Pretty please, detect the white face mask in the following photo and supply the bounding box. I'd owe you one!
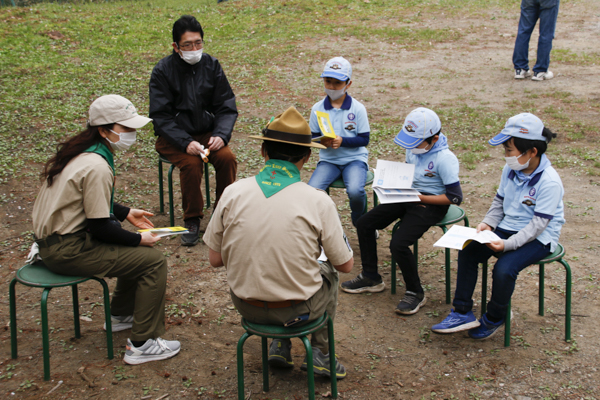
[108,129,136,151]
[411,142,432,155]
[179,49,203,65]
[505,152,531,171]
[325,85,347,101]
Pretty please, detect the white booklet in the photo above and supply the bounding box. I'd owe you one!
[138,226,189,237]
[433,225,501,250]
[372,160,420,204]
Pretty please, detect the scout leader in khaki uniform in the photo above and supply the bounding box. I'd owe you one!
[203,107,354,379]
[32,95,180,365]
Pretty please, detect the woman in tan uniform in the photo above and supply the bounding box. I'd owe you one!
[32,95,180,365]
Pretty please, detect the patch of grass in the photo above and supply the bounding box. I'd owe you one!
[552,48,600,66]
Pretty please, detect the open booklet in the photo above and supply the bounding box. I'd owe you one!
[312,111,337,141]
[433,225,501,250]
[138,226,189,237]
[372,159,421,204]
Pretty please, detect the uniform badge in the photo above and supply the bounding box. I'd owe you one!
[347,113,355,121]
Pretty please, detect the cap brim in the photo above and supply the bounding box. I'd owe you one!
[248,135,326,149]
[118,115,153,129]
[393,130,424,149]
[320,71,349,81]
[488,133,511,146]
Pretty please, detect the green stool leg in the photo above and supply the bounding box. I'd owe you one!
[539,264,545,316]
[444,248,451,304]
[158,158,164,214]
[168,164,175,227]
[236,332,251,400]
[327,316,338,399]
[560,259,572,342]
[481,262,488,316]
[261,336,269,392]
[504,300,511,347]
[391,256,397,295]
[93,277,114,359]
[9,278,18,359]
[300,336,315,400]
[72,284,81,338]
[41,288,52,381]
[205,164,211,209]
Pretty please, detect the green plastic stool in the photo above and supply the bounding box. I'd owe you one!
[480,243,572,347]
[9,262,114,381]
[391,204,469,303]
[236,312,337,400]
[325,170,376,214]
[158,155,211,226]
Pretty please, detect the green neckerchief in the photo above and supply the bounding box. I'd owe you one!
[84,142,115,213]
[255,159,301,198]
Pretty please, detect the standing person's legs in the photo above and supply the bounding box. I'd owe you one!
[340,160,368,227]
[308,161,342,191]
[532,0,560,73]
[513,4,541,71]
[156,136,206,220]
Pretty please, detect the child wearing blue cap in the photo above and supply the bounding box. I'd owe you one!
[342,108,463,316]
[432,113,565,339]
[307,57,371,226]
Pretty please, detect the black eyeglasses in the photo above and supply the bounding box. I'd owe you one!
[178,40,204,51]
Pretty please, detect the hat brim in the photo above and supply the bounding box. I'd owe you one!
[248,135,326,149]
[117,115,153,129]
[393,130,424,149]
[488,133,511,146]
[320,71,350,81]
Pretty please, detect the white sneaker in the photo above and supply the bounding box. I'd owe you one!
[104,315,133,332]
[514,69,532,79]
[123,338,181,365]
[531,70,554,81]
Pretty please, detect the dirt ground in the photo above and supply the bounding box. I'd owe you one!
[2,1,600,399]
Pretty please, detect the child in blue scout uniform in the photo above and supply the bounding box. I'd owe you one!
[341,108,463,316]
[307,57,370,226]
[432,113,564,339]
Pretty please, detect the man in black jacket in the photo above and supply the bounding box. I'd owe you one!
[150,15,237,246]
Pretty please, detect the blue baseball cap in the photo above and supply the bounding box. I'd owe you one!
[489,113,545,146]
[394,107,442,149]
[320,57,352,81]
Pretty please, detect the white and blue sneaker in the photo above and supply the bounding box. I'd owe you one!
[431,309,480,333]
[468,313,504,340]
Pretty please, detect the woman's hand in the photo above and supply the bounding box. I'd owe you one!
[485,240,505,252]
[139,231,160,247]
[126,209,155,229]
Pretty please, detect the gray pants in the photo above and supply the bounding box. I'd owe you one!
[231,261,339,353]
[39,232,168,342]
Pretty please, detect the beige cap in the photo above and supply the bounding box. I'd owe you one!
[88,94,152,129]
[249,106,326,149]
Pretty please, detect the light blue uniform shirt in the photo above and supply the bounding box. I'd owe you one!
[405,133,460,195]
[309,94,369,166]
[496,154,564,251]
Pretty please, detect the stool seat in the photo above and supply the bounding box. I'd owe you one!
[328,170,374,189]
[16,263,89,287]
[436,204,466,226]
[242,314,328,339]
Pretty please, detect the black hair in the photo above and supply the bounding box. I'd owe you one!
[263,141,311,163]
[172,15,204,43]
[424,131,441,145]
[506,127,556,157]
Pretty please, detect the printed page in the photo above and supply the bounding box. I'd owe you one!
[373,160,414,189]
[433,225,501,250]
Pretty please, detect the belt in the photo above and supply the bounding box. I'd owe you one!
[242,299,304,309]
[35,231,84,249]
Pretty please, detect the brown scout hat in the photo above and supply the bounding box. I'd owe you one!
[249,106,326,149]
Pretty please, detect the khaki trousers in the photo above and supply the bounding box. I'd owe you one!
[39,232,168,342]
[231,261,339,353]
[156,135,237,220]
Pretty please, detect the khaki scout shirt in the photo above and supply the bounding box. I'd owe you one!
[33,153,113,239]
[203,177,353,302]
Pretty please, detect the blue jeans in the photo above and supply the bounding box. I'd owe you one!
[308,160,368,226]
[453,228,551,321]
[512,0,560,73]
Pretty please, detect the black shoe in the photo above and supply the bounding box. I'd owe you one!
[395,291,426,315]
[181,218,200,246]
[341,272,385,294]
[268,339,293,368]
[300,348,346,380]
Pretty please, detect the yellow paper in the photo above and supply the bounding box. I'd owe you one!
[313,111,336,141]
[138,226,189,237]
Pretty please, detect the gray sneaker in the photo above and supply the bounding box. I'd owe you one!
[514,68,532,79]
[341,273,385,294]
[300,347,346,380]
[531,70,554,81]
[395,291,427,315]
[268,339,294,368]
[123,338,181,365]
[103,315,133,332]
